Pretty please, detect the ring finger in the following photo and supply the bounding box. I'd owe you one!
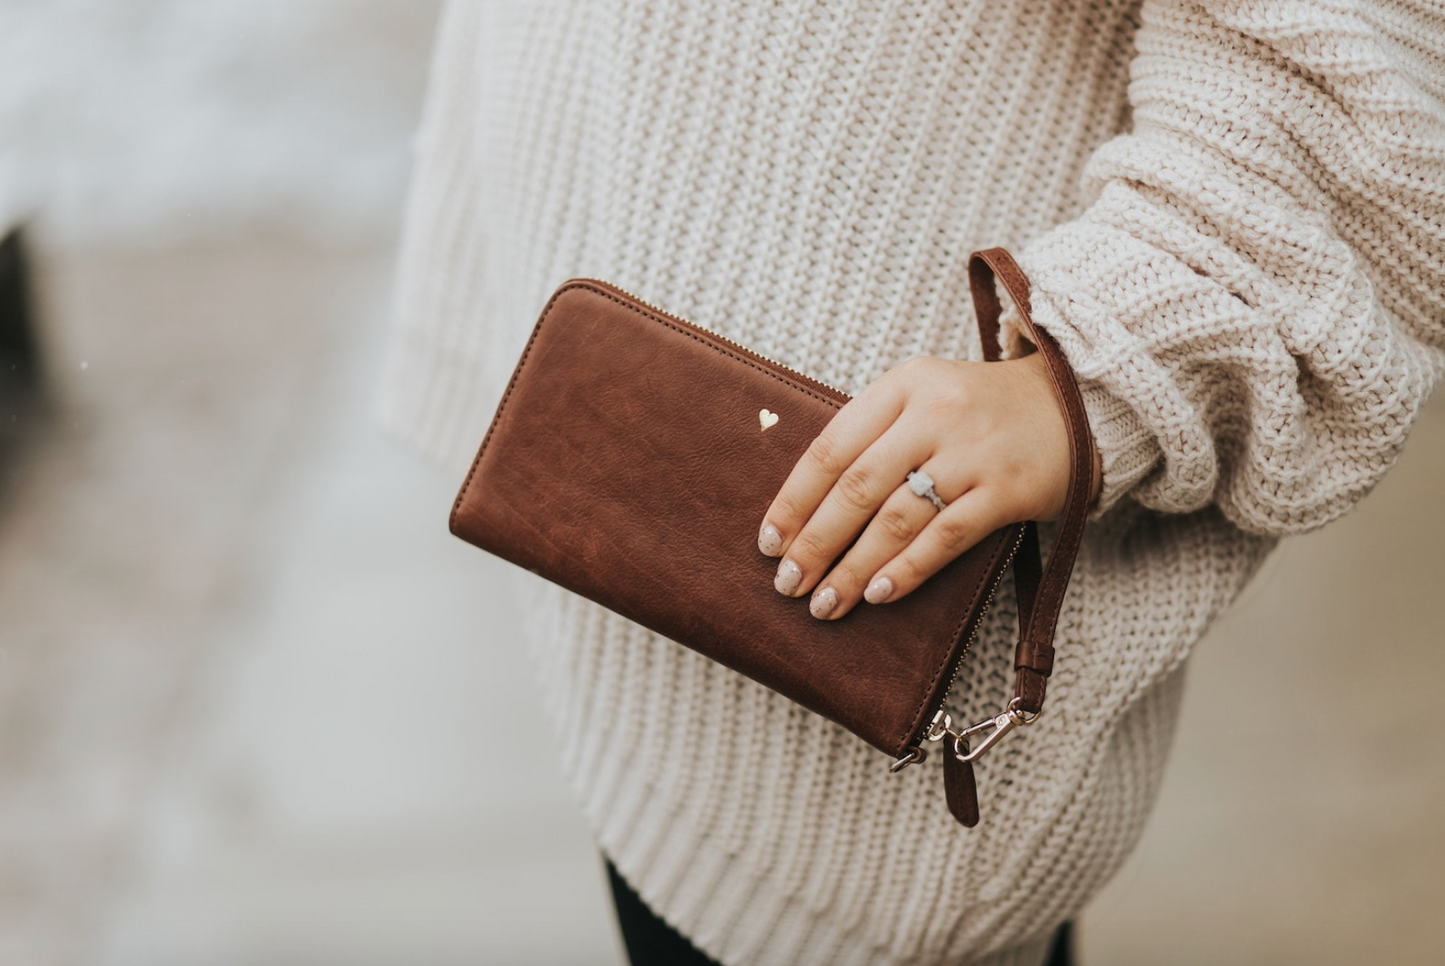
[771,428,930,598]
[807,466,966,620]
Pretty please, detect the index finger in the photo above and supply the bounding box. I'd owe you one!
[758,377,906,556]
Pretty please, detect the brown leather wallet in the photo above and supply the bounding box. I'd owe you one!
[450,249,1096,827]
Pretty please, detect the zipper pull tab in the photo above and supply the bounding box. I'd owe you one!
[943,738,980,828]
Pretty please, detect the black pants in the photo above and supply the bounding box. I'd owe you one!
[605,858,1075,966]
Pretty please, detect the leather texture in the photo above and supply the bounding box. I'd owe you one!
[451,278,1020,760]
[968,249,1097,717]
[943,745,981,828]
[450,250,1095,794]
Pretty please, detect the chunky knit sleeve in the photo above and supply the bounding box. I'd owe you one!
[1017,0,1445,533]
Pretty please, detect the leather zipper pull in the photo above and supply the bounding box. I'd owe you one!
[943,743,980,828]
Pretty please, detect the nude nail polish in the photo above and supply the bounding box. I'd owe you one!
[810,586,839,619]
[775,558,803,596]
[758,523,783,556]
[864,575,894,604]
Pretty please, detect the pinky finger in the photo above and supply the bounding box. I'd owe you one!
[863,490,1005,605]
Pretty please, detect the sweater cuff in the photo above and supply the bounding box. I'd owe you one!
[1001,234,1166,517]
[1075,362,1161,517]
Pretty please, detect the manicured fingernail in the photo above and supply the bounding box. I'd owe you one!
[810,586,838,619]
[864,576,894,604]
[775,558,803,596]
[758,523,783,556]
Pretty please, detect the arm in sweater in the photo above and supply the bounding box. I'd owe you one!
[1018,0,1445,534]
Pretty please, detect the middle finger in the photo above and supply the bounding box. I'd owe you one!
[807,477,943,619]
[772,426,930,598]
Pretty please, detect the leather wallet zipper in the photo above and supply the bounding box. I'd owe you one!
[892,522,1026,769]
[578,279,854,401]
[900,524,1026,828]
[930,523,1026,737]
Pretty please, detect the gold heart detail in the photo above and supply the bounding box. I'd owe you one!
[759,408,780,431]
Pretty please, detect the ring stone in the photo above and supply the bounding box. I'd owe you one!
[905,469,948,511]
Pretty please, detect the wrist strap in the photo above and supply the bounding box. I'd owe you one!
[968,248,1097,715]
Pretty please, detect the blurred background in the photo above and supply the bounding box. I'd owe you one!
[1,3,1441,965]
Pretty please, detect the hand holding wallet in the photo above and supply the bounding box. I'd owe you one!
[449,249,1097,827]
[755,327,1081,623]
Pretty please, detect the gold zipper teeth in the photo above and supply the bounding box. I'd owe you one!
[921,524,1028,745]
[579,278,854,400]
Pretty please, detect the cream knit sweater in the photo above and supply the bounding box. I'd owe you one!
[381,2,1445,964]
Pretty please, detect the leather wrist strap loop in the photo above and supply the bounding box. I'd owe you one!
[968,248,1097,716]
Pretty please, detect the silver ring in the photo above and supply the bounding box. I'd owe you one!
[905,469,947,512]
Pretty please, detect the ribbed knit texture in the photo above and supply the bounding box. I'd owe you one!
[381,2,1445,964]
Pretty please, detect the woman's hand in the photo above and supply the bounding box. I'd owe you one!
[757,351,1098,620]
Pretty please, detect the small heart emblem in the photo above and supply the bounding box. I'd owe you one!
[759,408,780,431]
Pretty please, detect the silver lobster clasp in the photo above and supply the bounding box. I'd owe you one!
[954,698,1040,763]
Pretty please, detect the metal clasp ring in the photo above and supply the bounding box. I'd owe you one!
[889,745,927,773]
